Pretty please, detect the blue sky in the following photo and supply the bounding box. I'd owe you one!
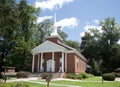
[25,0,120,42]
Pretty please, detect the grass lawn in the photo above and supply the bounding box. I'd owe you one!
[0,77,120,87]
[0,82,66,87]
[1,81,120,87]
[51,80,120,87]
[82,76,102,81]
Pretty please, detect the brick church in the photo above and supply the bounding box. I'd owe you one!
[31,14,87,74]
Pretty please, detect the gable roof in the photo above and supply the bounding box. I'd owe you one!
[32,40,68,54]
[58,42,87,62]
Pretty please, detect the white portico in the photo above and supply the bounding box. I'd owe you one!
[31,37,68,73]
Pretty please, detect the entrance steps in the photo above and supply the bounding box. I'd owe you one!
[30,72,66,78]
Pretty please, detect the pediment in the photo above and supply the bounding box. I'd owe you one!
[32,40,68,54]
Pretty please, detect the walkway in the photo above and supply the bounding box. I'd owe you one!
[6,77,82,87]
[5,77,120,87]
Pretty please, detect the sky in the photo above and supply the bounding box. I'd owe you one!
[21,0,120,43]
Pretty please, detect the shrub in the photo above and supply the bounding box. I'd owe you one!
[17,71,30,78]
[40,72,53,79]
[66,73,94,79]
[103,73,116,81]
[66,73,76,79]
[79,73,89,79]
[11,82,29,87]
[76,74,82,80]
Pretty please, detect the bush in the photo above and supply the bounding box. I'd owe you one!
[17,71,30,78]
[103,73,116,81]
[66,73,94,80]
[79,73,89,79]
[66,73,76,79]
[76,74,82,80]
[40,72,53,79]
[11,82,29,87]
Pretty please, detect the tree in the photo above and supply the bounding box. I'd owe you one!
[0,0,39,72]
[81,17,120,74]
[7,0,39,71]
[99,18,120,72]
[0,0,17,77]
[35,20,52,45]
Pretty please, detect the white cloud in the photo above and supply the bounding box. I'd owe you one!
[35,0,73,10]
[118,40,120,44]
[84,25,96,31]
[84,24,102,33]
[55,17,78,29]
[37,16,53,23]
[80,32,85,37]
[80,24,103,37]
[94,19,99,24]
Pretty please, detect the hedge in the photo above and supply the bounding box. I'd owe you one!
[103,73,116,81]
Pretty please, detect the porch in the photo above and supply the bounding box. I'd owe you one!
[32,52,67,73]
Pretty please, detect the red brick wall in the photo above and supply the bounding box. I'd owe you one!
[67,53,75,73]
[74,54,87,74]
[47,37,61,43]
[54,52,61,72]
[67,53,87,74]
[34,55,38,72]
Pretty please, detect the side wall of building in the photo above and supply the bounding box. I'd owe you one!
[67,53,75,73]
[74,54,87,74]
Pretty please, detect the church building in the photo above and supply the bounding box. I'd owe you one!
[31,14,87,74]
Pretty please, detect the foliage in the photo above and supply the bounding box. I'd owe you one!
[75,74,83,79]
[17,71,30,78]
[66,40,81,52]
[35,20,52,45]
[81,17,120,74]
[0,0,39,72]
[103,73,116,81]
[66,73,94,80]
[40,72,53,79]
[66,73,76,79]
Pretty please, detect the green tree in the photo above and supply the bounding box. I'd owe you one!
[81,17,120,74]
[35,20,52,45]
[0,0,17,77]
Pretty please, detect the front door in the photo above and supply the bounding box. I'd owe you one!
[46,59,55,72]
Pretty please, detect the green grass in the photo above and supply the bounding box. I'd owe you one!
[82,76,102,81]
[0,76,120,87]
[51,80,120,87]
[0,82,66,87]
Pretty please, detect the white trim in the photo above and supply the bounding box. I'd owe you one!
[32,54,35,72]
[65,53,67,72]
[52,52,55,72]
[40,53,43,72]
[62,52,64,72]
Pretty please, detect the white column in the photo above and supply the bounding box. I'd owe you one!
[32,54,35,72]
[62,52,64,72]
[65,53,67,72]
[52,52,54,72]
[37,54,40,72]
[40,52,43,72]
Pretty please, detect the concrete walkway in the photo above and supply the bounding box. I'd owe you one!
[6,77,82,87]
[5,77,120,87]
